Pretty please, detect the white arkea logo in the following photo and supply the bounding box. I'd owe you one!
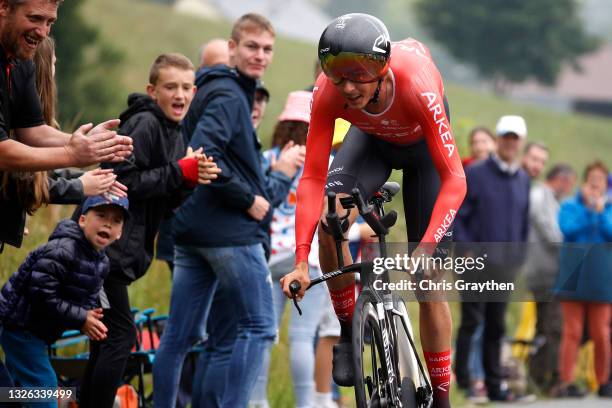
[372,34,387,53]
[421,91,455,158]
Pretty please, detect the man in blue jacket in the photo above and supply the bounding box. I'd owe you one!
[152,14,294,408]
[453,115,531,402]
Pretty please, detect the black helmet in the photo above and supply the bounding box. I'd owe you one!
[318,13,391,84]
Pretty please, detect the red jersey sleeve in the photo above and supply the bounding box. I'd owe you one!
[294,78,338,263]
[404,63,467,248]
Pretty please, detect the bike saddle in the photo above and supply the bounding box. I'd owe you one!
[381,182,400,197]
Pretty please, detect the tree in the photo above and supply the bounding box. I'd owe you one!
[52,0,124,127]
[414,0,599,90]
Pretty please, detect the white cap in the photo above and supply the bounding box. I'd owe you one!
[496,115,527,138]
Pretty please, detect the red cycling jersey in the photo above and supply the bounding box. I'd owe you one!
[294,39,467,264]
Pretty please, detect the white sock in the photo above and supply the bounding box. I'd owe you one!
[313,391,334,407]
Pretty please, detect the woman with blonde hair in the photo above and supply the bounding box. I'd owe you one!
[2,37,126,222]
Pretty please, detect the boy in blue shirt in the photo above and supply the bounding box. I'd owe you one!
[0,194,128,406]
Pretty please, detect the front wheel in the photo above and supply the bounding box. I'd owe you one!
[353,290,392,407]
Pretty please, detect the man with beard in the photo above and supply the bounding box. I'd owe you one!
[0,0,132,250]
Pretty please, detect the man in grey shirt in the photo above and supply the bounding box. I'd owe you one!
[525,164,576,392]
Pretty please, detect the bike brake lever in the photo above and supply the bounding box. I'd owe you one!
[289,280,303,316]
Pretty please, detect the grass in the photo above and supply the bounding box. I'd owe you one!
[1,0,611,405]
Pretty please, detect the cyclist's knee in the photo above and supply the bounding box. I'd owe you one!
[317,224,336,249]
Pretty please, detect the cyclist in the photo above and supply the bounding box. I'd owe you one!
[281,13,466,408]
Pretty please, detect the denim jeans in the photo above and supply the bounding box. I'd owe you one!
[0,326,14,389]
[1,328,57,408]
[469,323,485,382]
[250,265,326,408]
[152,244,276,408]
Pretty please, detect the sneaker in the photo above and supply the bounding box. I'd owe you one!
[466,383,489,404]
[488,388,515,402]
[550,382,586,398]
[598,381,612,398]
[332,340,354,386]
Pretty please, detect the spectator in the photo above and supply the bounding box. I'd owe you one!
[0,0,132,250]
[522,141,549,179]
[525,164,576,392]
[553,160,612,398]
[37,37,126,202]
[190,80,303,407]
[31,37,126,209]
[249,91,317,408]
[156,40,232,276]
[152,14,293,407]
[462,126,496,168]
[0,194,128,407]
[252,82,270,129]
[198,38,229,68]
[454,115,531,401]
[77,53,220,408]
[460,125,497,402]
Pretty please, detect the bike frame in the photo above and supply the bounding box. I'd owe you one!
[291,186,433,407]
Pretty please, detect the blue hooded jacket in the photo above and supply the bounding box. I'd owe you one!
[173,66,291,249]
[554,192,612,301]
[0,220,108,344]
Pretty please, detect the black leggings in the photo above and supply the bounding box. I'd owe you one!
[79,281,137,408]
[326,128,452,244]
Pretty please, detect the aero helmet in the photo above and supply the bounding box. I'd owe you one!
[318,13,391,84]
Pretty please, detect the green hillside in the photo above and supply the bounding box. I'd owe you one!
[1,0,610,406]
[82,0,612,170]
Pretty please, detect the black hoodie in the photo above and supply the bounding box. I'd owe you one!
[101,94,187,284]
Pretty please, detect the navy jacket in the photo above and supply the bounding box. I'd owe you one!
[454,155,530,266]
[173,66,291,249]
[0,220,108,344]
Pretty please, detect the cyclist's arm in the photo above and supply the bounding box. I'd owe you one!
[408,75,467,251]
[294,83,337,264]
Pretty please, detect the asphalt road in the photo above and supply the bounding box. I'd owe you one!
[491,396,610,407]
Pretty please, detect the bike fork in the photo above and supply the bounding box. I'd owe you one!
[376,302,402,406]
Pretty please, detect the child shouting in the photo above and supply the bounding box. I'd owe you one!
[0,194,129,404]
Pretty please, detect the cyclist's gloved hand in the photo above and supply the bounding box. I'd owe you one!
[412,244,445,281]
[281,261,310,299]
